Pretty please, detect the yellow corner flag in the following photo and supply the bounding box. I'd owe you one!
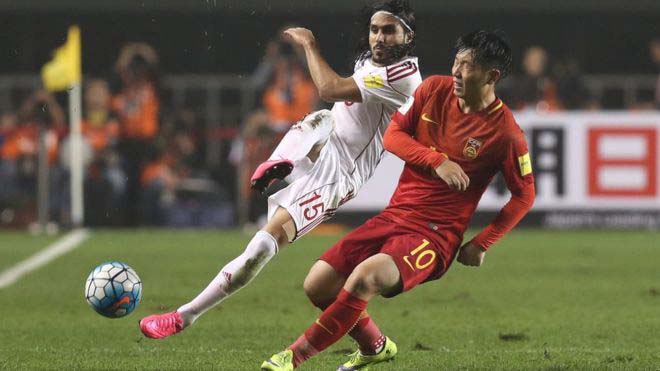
[41,26,81,92]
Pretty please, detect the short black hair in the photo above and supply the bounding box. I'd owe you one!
[354,0,416,64]
[455,30,512,80]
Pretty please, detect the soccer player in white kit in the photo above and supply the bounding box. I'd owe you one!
[139,0,422,340]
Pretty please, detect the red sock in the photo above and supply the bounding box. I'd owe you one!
[311,297,385,355]
[289,335,318,368]
[348,315,385,355]
[289,289,367,367]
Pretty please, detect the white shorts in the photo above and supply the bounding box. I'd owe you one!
[267,138,355,242]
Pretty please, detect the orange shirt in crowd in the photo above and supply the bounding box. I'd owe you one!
[140,154,178,188]
[81,112,120,151]
[1,123,59,164]
[112,83,159,139]
[262,62,317,127]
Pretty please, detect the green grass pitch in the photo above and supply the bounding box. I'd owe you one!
[0,228,659,370]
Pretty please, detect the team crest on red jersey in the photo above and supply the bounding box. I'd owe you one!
[463,137,483,160]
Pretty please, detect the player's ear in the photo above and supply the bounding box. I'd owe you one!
[487,69,501,85]
[405,31,414,44]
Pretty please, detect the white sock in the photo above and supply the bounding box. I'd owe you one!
[268,110,333,162]
[177,231,278,327]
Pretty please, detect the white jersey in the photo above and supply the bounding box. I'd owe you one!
[268,56,421,241]
[329,56,422,190]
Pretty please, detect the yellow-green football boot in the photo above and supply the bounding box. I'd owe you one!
[261,349,294,371]
[338,336,397,370]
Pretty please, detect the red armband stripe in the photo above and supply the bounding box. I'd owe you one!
[388,64,418,83]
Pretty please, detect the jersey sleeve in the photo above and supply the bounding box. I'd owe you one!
[472,128,535,250]
[501,129,535,195]
[352,59,421,106]
[383,76,448,170]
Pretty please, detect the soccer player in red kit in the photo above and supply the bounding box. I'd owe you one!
[261,30,535,371]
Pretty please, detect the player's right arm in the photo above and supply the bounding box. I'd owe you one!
[283,28,362,103]
[384,77,469,190]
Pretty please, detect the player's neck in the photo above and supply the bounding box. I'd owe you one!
[458,90,496,114]
[370,55,406,67]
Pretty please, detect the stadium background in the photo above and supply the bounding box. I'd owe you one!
[0,0,659,230]
[0,1,659,370]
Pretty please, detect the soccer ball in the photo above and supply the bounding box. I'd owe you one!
[84,261,142,318]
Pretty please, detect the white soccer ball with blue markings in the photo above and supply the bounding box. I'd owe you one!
[84,261,142,318]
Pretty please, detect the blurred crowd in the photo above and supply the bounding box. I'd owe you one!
[501,40,660,111]
[0,36,658,229]
[501,46,598,111]
[651,38,660,109]
[0,43,211,228]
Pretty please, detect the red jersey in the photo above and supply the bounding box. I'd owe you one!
[382,75,535,253]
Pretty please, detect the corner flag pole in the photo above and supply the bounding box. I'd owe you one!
[41,25,83,228]
[67,26,84,228]
[69,82,83,228]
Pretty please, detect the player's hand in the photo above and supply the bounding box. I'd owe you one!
[457,241,485,267]
[434,160,470,191]
[283,27,316,48]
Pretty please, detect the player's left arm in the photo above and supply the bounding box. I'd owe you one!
[283,27,362,103]
[458,129,536,267]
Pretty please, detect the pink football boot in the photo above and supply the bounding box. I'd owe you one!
[250,159,294,193]
[139,311,184,339]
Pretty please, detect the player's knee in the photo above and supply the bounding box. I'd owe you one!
[303,272,320,298]
[303,275,334,309]
[346,265,382,296]
[303,279,331,309]
[302,277,316,299]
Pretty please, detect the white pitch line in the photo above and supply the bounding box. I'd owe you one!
[0,229,90,289]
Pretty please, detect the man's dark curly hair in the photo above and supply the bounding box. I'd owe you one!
[354,0,416,65]
[454,30,512,81]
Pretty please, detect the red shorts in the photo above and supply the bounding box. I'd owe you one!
[319,214,461,295]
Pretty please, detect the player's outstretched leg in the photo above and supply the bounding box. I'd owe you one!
[251,110,333,193]
[139,209,292,339]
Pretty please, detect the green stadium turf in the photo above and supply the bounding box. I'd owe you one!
[0,229,658,370]
[0,232,60,271]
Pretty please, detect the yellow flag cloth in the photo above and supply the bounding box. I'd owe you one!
[41,26,81,91]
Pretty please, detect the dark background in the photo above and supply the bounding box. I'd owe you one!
[1,0,659,77]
